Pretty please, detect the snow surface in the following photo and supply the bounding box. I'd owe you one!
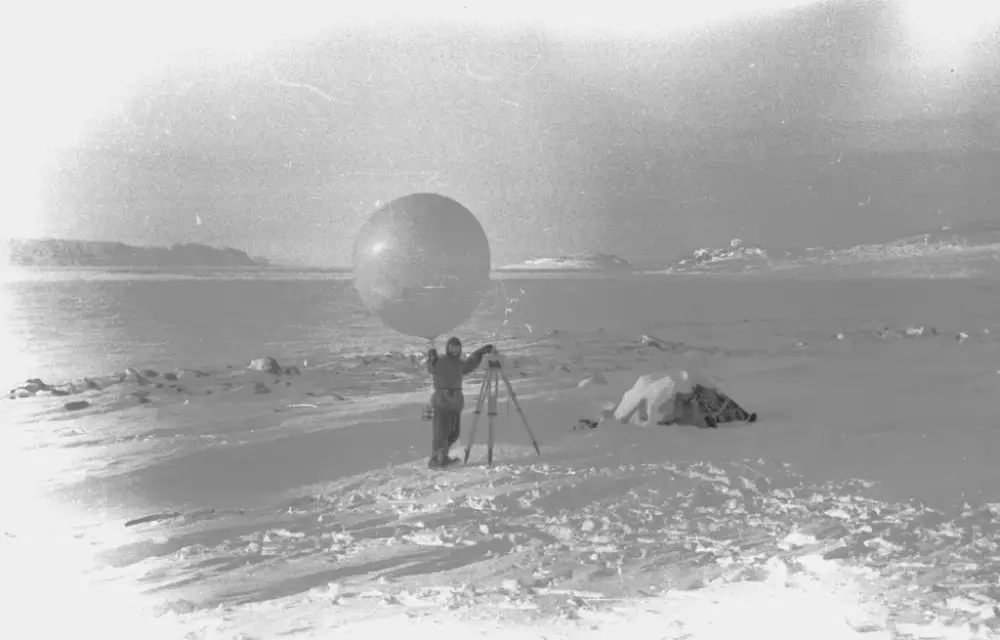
[6,280,1000,639]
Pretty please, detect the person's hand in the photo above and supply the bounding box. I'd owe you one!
[480,344,495,355]
[427,348,438,359]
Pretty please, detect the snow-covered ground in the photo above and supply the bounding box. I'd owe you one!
[5,277,1000,639]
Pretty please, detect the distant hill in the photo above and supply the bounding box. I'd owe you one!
[646,221,1000,278]
[497,253,634,272]
[3,239,269,268]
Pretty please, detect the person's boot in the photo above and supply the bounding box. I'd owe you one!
[429,450,452,469]
[441,446,460,466]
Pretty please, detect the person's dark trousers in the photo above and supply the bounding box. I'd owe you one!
[430,407,462,466]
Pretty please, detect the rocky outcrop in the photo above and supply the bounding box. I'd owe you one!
[247,357,282,375]
[5,356,343,412]
[498,254,634,272]
[829,325,981,345]
[646,222,1000,278]
[247,356,300,376]
[9,378,56,398]
[7,377,103,399]
[123,368,153,385]
[576,371,609,389]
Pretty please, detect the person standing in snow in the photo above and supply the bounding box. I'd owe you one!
[425,337,494,468]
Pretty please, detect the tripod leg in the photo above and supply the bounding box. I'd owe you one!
[498,369,542,457]
[487,368,498,466]
[463,373,491,464]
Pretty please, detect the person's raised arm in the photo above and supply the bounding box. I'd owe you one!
[462,344,494,374]
[426,348,439,373]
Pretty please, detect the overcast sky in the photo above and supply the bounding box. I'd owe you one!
[4,0,999,266]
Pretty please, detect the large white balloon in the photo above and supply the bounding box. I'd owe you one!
[353,193,492,340]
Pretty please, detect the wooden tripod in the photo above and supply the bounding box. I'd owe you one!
[463,353,541,466]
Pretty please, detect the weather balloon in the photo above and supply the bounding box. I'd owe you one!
[353,193,492,340]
